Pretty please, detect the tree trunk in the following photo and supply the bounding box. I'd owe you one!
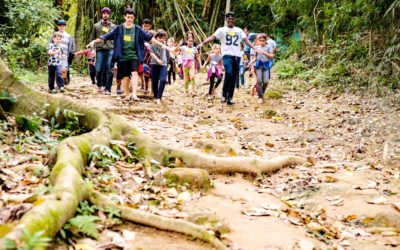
[74,0,84,51]
[224,0,231,26]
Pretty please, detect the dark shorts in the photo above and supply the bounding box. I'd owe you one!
[117,59,139,78]
[138,64,144,73]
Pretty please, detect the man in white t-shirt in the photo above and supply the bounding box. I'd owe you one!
[197,12,258,105]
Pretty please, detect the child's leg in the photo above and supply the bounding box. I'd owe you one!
[48,66,55,91]
[215,75,222,90]
[256,68,265,99]
[167,63,172,84]
[151,64,161,99]
[209,74,216,95]
[172,62,176,82]
[157,65,168,99]
[56,66,65,88]
[189,64,196,91]
[240,65,245,86]
[262,68,270,94]
[89,64,96,85]
[184,66,190,91]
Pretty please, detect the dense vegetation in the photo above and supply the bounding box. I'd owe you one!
[0,0,399,90]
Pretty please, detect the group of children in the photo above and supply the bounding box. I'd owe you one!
[47,15,276,105]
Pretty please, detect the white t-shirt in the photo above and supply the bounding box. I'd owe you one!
[267,39,277,50]
[179,46,198,60]
[213,26,247,57]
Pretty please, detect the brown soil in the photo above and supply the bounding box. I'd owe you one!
[35,71,400,249]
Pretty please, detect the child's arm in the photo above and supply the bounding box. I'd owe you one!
[260,50,274,59]
[75,49,89,56]
[196,53,202,69]
[150,52,163,65]
[201,54,211,70]
[249,55,256,65]
[47,45,58,56]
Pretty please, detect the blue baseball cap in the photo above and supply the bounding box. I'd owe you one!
[57,20,67,25]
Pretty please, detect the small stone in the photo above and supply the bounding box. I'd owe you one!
[135,163,143,170]
[164,168,211,191]
[265,90,283,99]
[372,211,400,229]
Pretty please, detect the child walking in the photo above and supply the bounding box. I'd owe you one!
[167,38,177,85]
[149,29,171,104]
[47,32,65,93]
[250,33,274,104]
[235,45,246,88]
[75,46,96,85]
[201,44,223,99]
[176,37,202,96]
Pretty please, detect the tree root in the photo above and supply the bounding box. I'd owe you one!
[0,58,308,247]
[125,133,308,175]
[89,189,227,249]
[0,104,7,121]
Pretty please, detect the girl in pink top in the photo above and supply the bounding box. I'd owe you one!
[75,46,96,85]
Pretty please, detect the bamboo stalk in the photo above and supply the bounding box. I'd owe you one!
[173,0,186,36]
[184,5,207,41]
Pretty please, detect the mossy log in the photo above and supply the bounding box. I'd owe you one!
[0,59,307,247]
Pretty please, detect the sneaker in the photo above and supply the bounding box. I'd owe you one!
[59,87,65,93]
[258,98,263,104]
[131,95,139,100]
[116,89,122,95]
[98,87,102,92]
[227,99,236,105]
[206,95,213,100]
[156,99,162,105]
[49,89,57,94]
[221,97,227,103]
[123,95,131,101]
[105,90,111,95]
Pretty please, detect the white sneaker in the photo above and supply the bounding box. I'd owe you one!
[258,98,263,104]
[131,95,139,100]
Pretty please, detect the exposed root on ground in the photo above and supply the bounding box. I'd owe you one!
[89,190,227,249]
[0,59,307,247]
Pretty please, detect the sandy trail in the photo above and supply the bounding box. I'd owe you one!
[35,71,400,249]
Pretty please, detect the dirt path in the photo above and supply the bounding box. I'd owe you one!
[35,72,400,249]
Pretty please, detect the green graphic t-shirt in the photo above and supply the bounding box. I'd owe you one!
[122,25,138,61]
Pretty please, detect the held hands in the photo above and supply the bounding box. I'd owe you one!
[196,43,203,50]
[86,40,96,49]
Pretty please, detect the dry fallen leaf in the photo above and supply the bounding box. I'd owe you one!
[392,202,400,212]
[242,206,273,216]
[366,197,387,205]
[331,198,344,206]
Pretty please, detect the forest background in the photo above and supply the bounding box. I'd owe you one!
[0,0,399,93]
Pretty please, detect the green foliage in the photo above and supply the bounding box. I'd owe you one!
[50,108,87,138]
[104,205,121,219]
[77,200,98,216]
[2,230,51,250]
[15,116,42,133]
[64,215,100,239]
[89,142,139,170]
[0,0,60,70]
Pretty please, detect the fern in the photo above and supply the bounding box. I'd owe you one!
[67,215,100,239]
[21,229,52,250]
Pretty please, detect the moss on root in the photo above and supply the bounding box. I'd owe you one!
[0,58,307,248]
